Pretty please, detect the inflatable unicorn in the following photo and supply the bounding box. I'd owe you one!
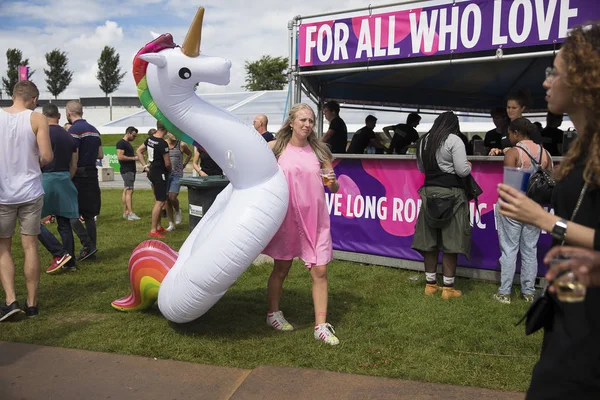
[111,7,288,323]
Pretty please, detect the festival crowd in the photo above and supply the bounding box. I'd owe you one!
[0,22,599,400]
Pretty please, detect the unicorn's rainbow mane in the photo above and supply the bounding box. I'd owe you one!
[133,34,200,148]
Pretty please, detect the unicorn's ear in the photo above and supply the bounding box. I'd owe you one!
[150,31,161,39]
[139,53,167,68]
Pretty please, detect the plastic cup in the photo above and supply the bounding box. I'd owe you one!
[319,168,335,186]
[503,167,531,192]
[550,257,587,303]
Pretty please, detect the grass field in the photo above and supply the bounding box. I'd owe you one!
[101,133,149,148]
[0,189,541,392]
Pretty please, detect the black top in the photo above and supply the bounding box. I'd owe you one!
[116,139,136,173]
[530,128,543,146]
[347,126,375,154]
[43,125,78,173]
[388,124,419,154]
[528,161,600,399]
[484,128,505,149]
[69,119,101,168]
[144,136,169,174]
[541,127,564,156]
[261,131,275,142]
[197,146,223,176]
[325,116,348,154]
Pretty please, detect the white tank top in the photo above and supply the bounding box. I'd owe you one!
[0,109,44,204]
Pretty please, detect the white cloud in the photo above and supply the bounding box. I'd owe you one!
[0,0,382,99]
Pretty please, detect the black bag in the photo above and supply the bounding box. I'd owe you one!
[516,285,555,335]
[462,174,483,223]
[518,145,555,205]
[462,174,483,201]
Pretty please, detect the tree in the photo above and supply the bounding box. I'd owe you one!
[2,48,35,97]
[96,46,126,97]
[44,49,73,99]
[243,55,288,91]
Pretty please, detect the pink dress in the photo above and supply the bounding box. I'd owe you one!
[263,143,333,268]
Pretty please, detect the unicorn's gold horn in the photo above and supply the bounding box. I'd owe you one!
[181,7,204,57]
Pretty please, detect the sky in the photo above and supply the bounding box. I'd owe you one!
[0,0,373,99]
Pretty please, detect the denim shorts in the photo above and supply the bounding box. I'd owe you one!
[167,174,182,194]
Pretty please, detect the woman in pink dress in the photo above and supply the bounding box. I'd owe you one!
[262,103,340,345]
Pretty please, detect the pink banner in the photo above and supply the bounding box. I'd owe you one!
[18,65,28,81]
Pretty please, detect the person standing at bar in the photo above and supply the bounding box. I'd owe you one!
[412,111,471,299]
[321,101,347,154]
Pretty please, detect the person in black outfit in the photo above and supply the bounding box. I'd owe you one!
[136,121,171,238]
[192,145,223,176]
[496,24,600,399]
[384,112,421,154]
[66,100,103,261]
[484,107,510,152]
[321,101,348,153]
[490,90,544,155]
[116,126,141,220]
[541,112,564,156]
[347,115,384,154]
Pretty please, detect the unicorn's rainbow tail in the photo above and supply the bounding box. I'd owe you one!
[111,240,178,312]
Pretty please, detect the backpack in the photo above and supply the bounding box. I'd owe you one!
[516,145,555,205]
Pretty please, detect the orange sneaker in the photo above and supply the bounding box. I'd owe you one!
[148,230,166,239]
[424,283,441,295]
[157,226,167,234]
[441,287,462,299]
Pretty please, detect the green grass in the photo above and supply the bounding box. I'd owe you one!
[101,133,150,148]
[0,189,541,392]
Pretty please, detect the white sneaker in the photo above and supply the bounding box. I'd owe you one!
[175,209,182,225]
[165,223,175,232]
[266,311,293,331]
[123,213,128,219]
[493,293,511,304]
[314,323,339,345]
[128,213,141,221]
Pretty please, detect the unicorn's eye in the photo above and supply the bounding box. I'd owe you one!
[179,68,192,79]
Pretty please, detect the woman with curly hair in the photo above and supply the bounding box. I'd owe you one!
[497,23,600,398]
[262,103,341,345]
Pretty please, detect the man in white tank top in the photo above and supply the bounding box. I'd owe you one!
[0,80,52,321]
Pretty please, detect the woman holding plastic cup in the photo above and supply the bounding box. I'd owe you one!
[494,118,553,304]
[262,103,341,345]
[497,23,600,399]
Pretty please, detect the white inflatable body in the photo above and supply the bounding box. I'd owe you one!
[137,8,288,323]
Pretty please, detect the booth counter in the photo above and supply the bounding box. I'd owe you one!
[328,154,561,279]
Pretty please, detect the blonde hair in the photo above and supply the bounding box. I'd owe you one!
[65,100,83,117]
[13,80,39,100]
[272,103,332,164]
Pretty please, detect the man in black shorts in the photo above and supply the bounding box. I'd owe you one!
[136,121,171,238]
[117,126,140,221]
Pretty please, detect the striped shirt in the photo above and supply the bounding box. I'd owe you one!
[68,119,100,168]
